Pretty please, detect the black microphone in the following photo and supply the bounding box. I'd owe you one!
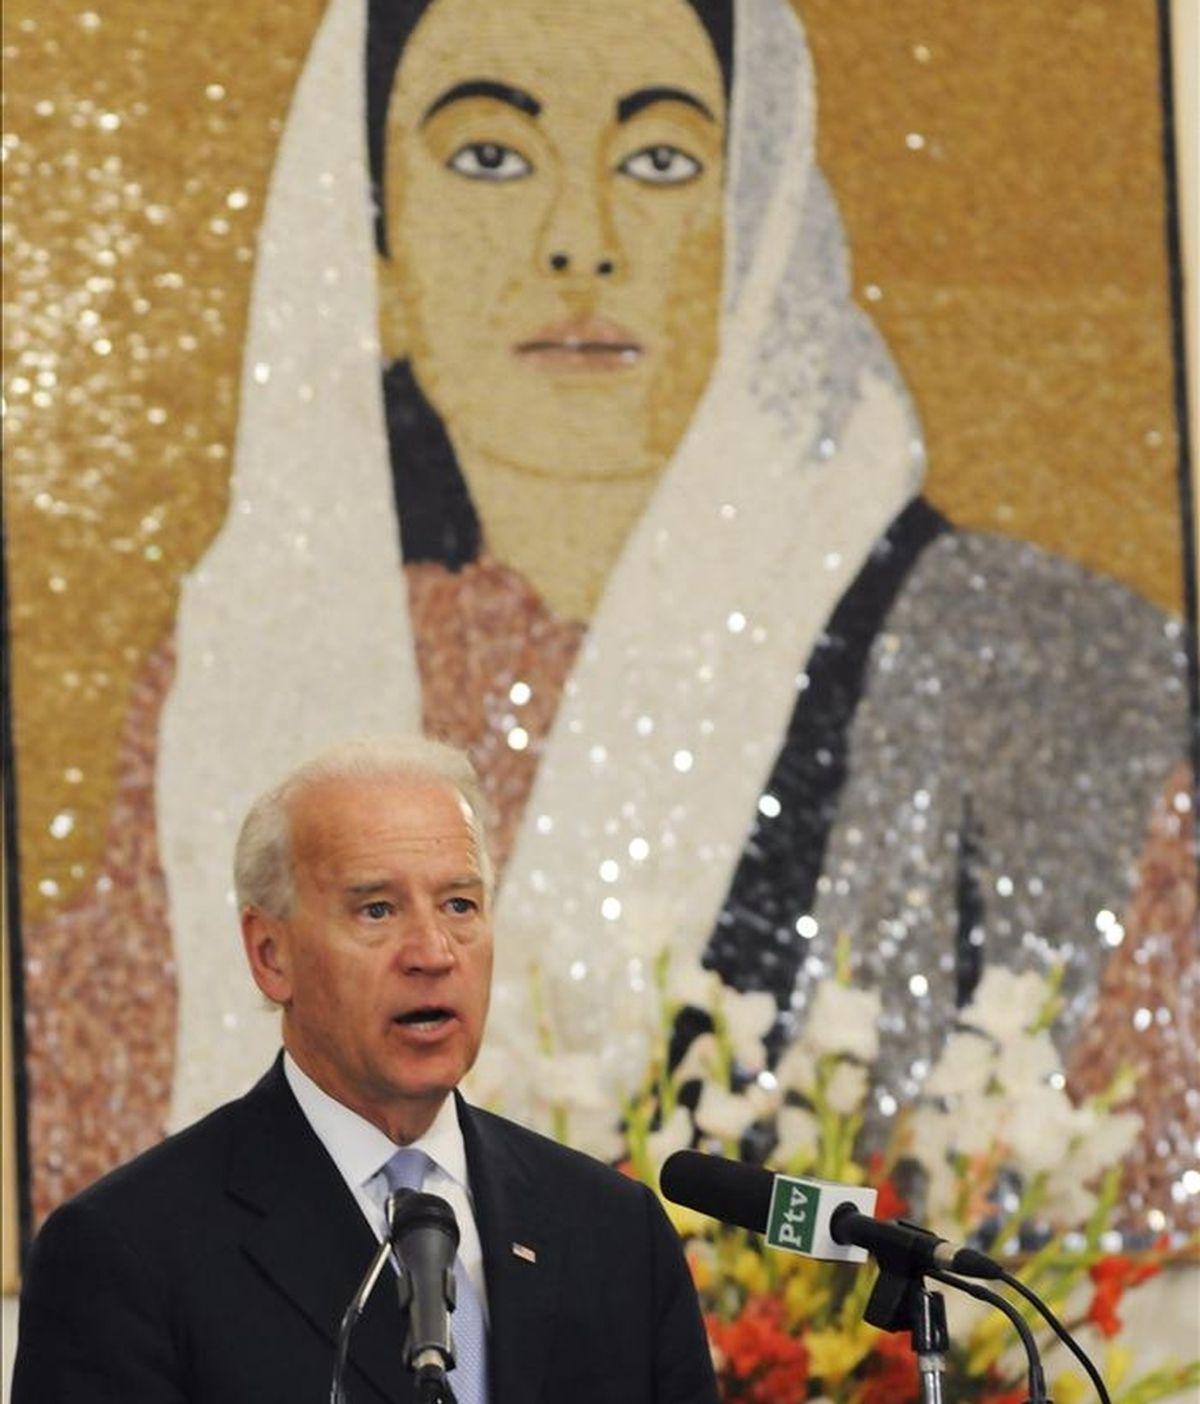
[829,1203,1002,1281]
[661,1149,776,1234]
[390,1190,461,1388]
[660,1150,1002,1280]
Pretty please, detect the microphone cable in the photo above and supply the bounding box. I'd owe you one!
[928,1267,1050,1404]
[997,1267,1111,1404]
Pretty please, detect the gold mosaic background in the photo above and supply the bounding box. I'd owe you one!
[2,0,1190,1272]
[4,0,1186,934]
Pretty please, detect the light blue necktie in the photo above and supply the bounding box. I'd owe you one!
[384,1147,488,1404]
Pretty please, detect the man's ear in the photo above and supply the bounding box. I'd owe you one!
[377,255,411,362]
[242,908,293,1006]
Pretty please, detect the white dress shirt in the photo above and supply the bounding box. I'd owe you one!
[283,1053,489,1319]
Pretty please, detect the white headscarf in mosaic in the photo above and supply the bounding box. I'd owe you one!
[158,0,925,1132]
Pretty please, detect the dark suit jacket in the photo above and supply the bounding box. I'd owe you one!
[12,1058,719,1404]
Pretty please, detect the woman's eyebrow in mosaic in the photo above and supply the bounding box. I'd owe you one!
[616,85,716,124]
[422,78,541,125]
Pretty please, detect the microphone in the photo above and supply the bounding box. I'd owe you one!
[389,1190,461,1388]
[660,1150,1002,1280]
[830,1203,1002,1281]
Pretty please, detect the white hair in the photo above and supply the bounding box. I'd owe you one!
[233,735,493,916]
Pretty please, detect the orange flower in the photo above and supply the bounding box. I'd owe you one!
[706,1295,810,1404]
[1086,1254,1163,1339]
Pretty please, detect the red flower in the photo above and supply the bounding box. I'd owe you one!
[976,1385,1028,1404]
[1085,1253,1163,1339]
[707,1296,810,1404]
[873,1178,909,1223]
[858,1329,919,1404]
[865,1154,909,1221]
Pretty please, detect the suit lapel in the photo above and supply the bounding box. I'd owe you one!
[227,1061,412,1403]
[459,1096,562,1404]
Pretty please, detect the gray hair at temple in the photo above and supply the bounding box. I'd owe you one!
[233,735,494,916]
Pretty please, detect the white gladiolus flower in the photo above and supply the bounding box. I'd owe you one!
[1066,1108,1143,1183]
[669,962,723,1011]
[947,1101,1007,1158]
[923,1032,996,1097]
[695,1083,774,1141]
[718,988,777,1071]
[993,1030,1059,1095]
[961,967,1051,1043]
[825,1060,869,1114]
[1038,1172,1099,1229]
[611,983,663,1040]
[674,1032,722,1086]
[1002,1086,1077,1173]
[923,1157,965,1233]
[565,1106,627,1162]
[514,1054,625,1158]
[646,1105,695,1170]
[531,1051,613,1111]
[846,964,1147,1238]
[803,981,882,1062]
[774,1042,818,1095]
[906,1106,956,1167]
[774,1105,821,1163]
[694,1084,755,1141]
[750,1081,781,1120]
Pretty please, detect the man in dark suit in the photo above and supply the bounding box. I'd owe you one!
[13,737,719,1404]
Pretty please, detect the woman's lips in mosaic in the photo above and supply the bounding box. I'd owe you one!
[514,315,643,370]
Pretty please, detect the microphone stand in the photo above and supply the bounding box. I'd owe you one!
[330,1197,409,1404]
[864,1266,950,1404]
[330,1189,461,1404]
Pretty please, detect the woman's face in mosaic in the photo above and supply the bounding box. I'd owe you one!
[377,0,726,481]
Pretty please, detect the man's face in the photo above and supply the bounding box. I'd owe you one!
[242,773,493,1142]
[377,0,726,481]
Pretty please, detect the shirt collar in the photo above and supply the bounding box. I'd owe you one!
[282,1051,469,1193]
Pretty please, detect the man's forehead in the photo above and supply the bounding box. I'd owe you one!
[288,772,474,850]
[290,768,459,807]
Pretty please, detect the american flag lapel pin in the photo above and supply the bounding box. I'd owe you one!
[511,1242,537,1264]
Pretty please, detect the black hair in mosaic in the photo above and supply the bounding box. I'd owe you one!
[365,0,734,256]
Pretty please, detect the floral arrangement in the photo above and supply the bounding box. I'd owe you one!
[541,944,1199,1404]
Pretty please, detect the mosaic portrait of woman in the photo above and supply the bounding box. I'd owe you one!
[8,0,1194,1232]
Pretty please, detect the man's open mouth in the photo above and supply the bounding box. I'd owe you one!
[394,1007,454,1028]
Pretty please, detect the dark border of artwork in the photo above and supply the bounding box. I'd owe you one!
[1156,0,1200,812]
[1,517,34,1270]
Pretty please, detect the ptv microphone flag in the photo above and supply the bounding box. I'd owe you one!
[764,1174,877,1264]
[661,1149,879,1265]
